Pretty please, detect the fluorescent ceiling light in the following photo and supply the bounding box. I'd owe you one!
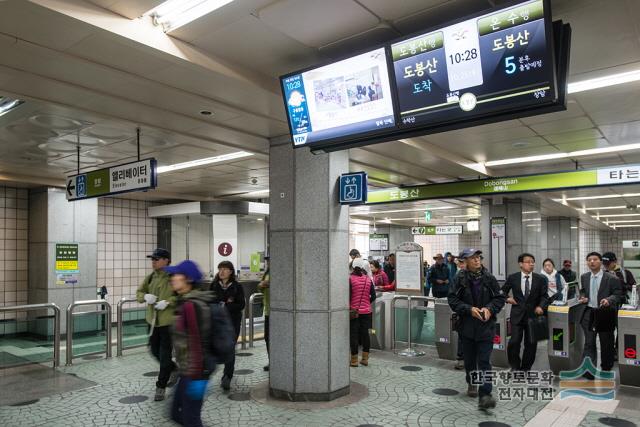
[350,206,459,215]
[446,214,480,218]
[522,211,539,214]
[611,224,640,228]
[594,213,640,218]
[553,193,640,202]
[485,142,640,167]
[568,69,640,94]
[584,205,629,211]
[244,189,269,196]
[148,0,234,32]
[0,97,24,117]
[605,219,640,224]
[156,151,252,173]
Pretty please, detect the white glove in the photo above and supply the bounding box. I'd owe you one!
[155,300,169,310]
[144,294,157,305]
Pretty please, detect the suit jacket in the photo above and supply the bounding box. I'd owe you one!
[501,272,549,325]
[580,271,624,309]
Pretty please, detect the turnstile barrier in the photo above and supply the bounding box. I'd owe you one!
[547,299,585,375]
[618,308,640,387]
[435,298,458,360]
[491,303,510,368]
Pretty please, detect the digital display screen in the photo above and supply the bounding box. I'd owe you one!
[391,0,556,128]
[281,47,396,147]
[552,328,564,351]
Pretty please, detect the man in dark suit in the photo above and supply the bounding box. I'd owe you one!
[579,252,624,372]
[502,253,549,372]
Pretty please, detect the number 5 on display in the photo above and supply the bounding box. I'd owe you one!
[505,56,516,75]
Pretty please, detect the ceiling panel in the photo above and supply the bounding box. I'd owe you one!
[359,0,450,21]
[544,128,603,145]
[573,81,640,126]
[519,100,586,125]
[529,116,595,136]
[258,0,379,48]
[599,120,640,144]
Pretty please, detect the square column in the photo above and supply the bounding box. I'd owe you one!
[268,140,350,401]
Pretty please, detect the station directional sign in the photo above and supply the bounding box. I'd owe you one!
[411,225,463,235]
[66,159,157,201]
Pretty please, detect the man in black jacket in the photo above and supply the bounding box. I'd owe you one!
[448,248,506,410]
[559,259,577,284]
[579,252,624,372]
[429,253,450,297]
[502,253,549,372]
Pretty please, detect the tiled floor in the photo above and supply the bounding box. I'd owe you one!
[0,343,639,427]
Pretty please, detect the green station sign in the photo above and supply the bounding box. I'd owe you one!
[367,164,640,204]
[66,159,157,201]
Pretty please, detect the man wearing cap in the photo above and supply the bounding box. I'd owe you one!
[559,259,577,284]
[448,248,505,410]
[429,253,451,298]
[578,252,624,373]
[136,248,178,401]
[603,252,636,302]
[501,253,549,372]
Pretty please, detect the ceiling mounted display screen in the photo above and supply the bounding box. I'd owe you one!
[281,47,396,148]
[391,0,557,129]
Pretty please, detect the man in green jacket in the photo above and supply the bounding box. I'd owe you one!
[136,248,177,401]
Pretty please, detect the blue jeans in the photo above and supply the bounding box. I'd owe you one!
[171,376,204,427]
[462,337,493,398]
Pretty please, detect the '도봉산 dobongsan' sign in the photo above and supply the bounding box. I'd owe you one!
[367,164,640,204]
[66,159,157,201]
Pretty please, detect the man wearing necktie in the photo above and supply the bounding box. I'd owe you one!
[579,252,624,372]
[502,253,549,372]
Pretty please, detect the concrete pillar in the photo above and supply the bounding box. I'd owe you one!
[28,188,98,334]
[268,140,350,401]
[545,217,579,266]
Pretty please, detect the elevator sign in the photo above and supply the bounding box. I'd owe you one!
[66,159,157,201]
[339,172,367,205]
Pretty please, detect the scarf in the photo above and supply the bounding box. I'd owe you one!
[541,269,560,296]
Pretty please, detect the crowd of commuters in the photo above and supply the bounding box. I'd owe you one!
[347,246,637,411]
[135,243,637,421]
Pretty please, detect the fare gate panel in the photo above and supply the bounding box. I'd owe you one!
[547,300,585,375]
[491,303,510,368]
[435,298,458,360]
[618,309,640,387]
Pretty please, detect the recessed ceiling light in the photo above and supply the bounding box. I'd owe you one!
[200,110,213,116]
[511,141,529,149]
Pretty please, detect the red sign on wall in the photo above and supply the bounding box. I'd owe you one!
[218,242,233,256]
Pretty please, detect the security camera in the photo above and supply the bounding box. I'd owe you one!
[251,177,258,185]
[627,204,638,212]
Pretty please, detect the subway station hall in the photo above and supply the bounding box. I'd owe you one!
[2,0,640,426]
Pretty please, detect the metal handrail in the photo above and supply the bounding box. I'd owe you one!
[0,303,61,367]
[240,306,247,350]
[66,300,112,365]
[391,295,436,356]
[116,297,146,356]
[248,293,264,348]
[390,295,408,353]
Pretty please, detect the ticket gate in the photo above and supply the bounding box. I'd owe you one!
[491,303,510,368]
[370,297,385,350]
[547,299,585,375]
[435,298,458,360]
[618,308,640,387]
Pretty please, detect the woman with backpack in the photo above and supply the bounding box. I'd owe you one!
[210,261,245,391]
[165,260,214,427]
[349,258,376,367]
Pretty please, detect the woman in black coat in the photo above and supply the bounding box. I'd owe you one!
[210,261,245,391]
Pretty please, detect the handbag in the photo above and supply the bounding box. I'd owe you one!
[350,277,370,320]
[526,315,548,344]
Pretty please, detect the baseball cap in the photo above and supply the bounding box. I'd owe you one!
[563,259,572,266]
[164,260,203,283]
[433,253,444,260]
[602,252,617,263]
[459,248,482,260]
[147,248,170,260]
[352,258,369,271]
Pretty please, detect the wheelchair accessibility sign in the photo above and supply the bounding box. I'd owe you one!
[339,172,367,205]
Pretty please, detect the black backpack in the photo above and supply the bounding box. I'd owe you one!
[209,302,237,364]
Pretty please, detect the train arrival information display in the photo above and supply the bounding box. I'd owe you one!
[391,0,555,128]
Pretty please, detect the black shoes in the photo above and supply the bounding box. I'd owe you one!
[221,375,231,390]
[478,394,497,410]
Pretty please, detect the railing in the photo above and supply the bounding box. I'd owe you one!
[66,300,112,366]
[0,303,61,367]
[391,295,436,357]
[240,306,247,350]
[248,293,264,348]
[116,297,146,356]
